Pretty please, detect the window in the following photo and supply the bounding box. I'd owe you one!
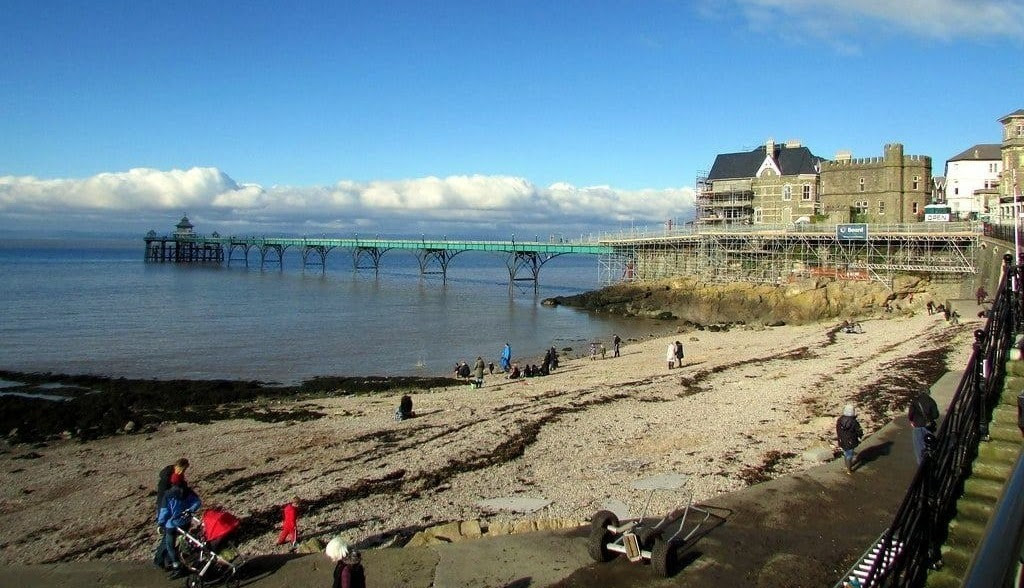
[1018,123,1024,137]
[802,184,812,200]
[854,201,868,214]
[912,176,920,190]
[782,184,792,201]
[954,187,959,195]
[989,162,999,173]
[912,202,920,214]
[878,201,885,214]
[859,178,865,192]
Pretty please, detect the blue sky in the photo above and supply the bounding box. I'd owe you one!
[1,0,1022,238]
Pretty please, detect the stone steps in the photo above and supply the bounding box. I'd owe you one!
[926,361,1023,587]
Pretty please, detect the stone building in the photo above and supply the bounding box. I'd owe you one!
[697,139,823,225]
[818,143,931,224]
[994,109,1024,223]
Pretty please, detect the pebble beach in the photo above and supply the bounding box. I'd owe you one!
[0,310,978,566]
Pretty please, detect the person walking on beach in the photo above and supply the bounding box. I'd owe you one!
[836,404,864,474]
[674,341,685,367]
[155,482,201,578]
[666,342,676,369]
[156,458,189,513]
[276,496,301,549]
[590,342,598,361]
[500,343,512,372]
[612,334,621,358]
[908,389,940,464]
[473,356,485,388]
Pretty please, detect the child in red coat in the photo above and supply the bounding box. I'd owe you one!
[276,497,301,548]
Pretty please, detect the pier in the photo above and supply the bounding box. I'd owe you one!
[145,216,611,289]
[146,216,982,289]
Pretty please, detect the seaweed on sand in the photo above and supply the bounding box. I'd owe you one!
[0,370,462,444]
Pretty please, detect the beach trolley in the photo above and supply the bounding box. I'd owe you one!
[587,473,711,577]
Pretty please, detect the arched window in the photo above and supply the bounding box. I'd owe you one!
[782,184,792,201]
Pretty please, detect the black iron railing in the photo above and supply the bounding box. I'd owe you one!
[856,254,1021,586]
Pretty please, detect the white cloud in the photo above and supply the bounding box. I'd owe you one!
[0,167,696,238]
[724,0,1024,48]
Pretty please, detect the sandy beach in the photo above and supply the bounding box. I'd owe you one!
[0,309,979,567]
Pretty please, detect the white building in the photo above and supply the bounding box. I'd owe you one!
[944,144,1001,219]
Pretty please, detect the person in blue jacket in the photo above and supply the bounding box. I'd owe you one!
[155,483,202,578]
[499,343,512,372]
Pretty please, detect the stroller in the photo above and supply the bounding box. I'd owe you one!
[172,507,246,587]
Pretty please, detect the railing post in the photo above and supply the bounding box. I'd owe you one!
[975,329,990,443]
[1004,254,1018,332]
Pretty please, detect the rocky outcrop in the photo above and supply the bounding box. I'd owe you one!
[545,275,949,326]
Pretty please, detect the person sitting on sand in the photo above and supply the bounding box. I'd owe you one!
[507,363,521,379]
[395,395,414,421]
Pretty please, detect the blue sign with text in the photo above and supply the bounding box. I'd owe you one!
[837,223,868,241]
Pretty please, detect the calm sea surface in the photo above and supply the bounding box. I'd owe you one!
[0,239,662,384]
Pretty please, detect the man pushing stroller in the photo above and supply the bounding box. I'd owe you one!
[154,482,201,579]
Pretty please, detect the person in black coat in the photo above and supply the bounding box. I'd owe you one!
[836,404,863,474]
[908,390,940,464]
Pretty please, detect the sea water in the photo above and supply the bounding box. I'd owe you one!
[0,239,662,384]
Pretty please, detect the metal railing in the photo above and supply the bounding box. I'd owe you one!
[854,253,1021,586]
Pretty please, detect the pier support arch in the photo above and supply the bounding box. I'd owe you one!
[302,245,334,272]
[505,251,563,291]
[227,242,251,267]
[258,244,287,270]
[353,246,389,274]
[416,249,464,283]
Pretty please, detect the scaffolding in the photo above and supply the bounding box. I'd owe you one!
[597,223,979,289]
[695,171,755,225]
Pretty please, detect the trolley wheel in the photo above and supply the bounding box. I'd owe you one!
[225,574,241,588]
[651,537,677,577]
[185,574,204,588]
[587,510,619,563]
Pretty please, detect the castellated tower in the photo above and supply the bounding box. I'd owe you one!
[819,143,931,223]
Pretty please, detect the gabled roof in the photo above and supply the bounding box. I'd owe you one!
[999,109,1024,122]
[707,145,823,181]
[948,144,1001,162]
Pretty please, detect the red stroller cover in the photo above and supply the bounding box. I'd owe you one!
[202,508,241,542]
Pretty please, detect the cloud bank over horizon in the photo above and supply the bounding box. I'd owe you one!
[0,167,695,239]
